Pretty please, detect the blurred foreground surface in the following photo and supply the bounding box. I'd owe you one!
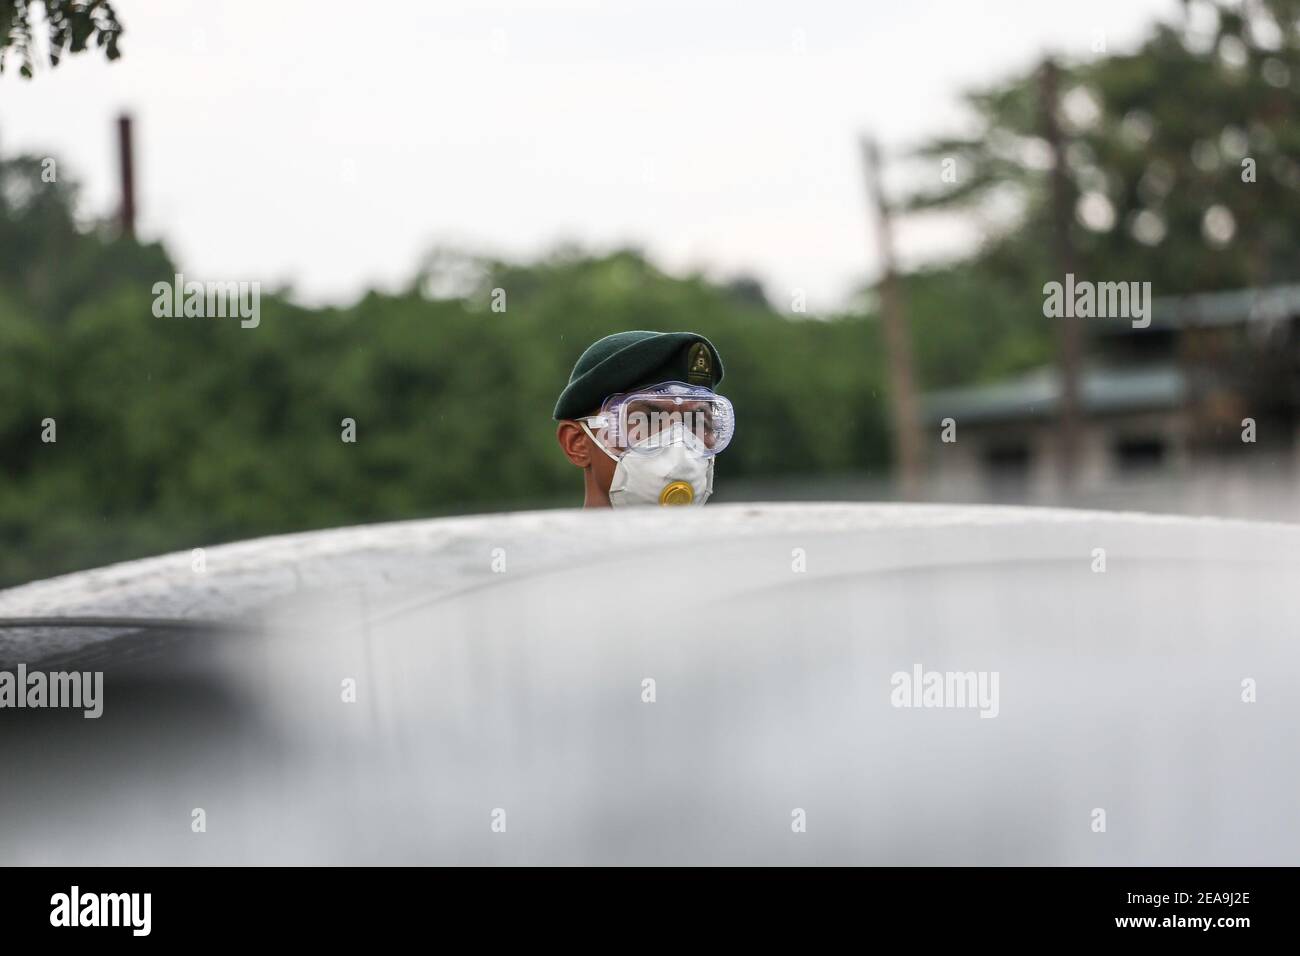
[1,503,1297,865]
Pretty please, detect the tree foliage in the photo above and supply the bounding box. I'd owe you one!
[906,0,1300,294]
[0,0,122,78]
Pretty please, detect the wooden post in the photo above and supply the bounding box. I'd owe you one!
[116,114,136,238]
[1040,60,1083,491]
[861,136,924,500]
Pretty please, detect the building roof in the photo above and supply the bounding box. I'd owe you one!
[1128,283,1300,332]
[923,364,1185,424]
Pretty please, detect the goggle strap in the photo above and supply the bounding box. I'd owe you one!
[578,419,620,463]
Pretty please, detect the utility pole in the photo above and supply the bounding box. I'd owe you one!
[116,113,136,238]
[860,136,923,500]
[1039,59,1082,492]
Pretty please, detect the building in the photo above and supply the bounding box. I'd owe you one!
[923,284,1300,517]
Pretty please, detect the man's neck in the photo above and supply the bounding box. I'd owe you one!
[583,471,611,508]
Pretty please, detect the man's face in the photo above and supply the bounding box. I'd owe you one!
[556,383,733,508]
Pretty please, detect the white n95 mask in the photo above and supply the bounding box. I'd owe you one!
[582,420,714,507]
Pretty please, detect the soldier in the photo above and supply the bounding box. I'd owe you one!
[554,331,734,507]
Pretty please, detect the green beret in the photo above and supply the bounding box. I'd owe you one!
[553,331,724,420]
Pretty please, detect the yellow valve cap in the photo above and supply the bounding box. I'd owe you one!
[658,480,695,506]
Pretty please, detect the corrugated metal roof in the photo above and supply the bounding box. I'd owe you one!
[924,364,1185,424]
[1141,283,1300,330]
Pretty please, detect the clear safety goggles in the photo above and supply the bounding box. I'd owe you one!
[578,381,734,459]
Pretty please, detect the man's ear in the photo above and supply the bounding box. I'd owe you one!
[556,420,593,468]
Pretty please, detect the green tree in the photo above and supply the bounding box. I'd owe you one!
[907,0,1300,294]
[0,0,122,77]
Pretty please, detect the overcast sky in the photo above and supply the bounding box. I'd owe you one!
[2,0,1178,311]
